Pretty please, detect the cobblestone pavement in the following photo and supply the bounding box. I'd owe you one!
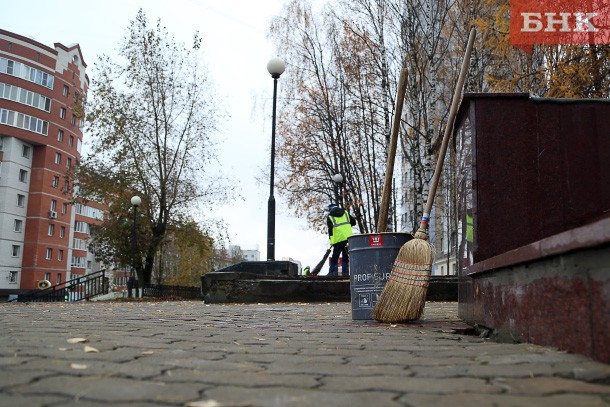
[1,301,609,407]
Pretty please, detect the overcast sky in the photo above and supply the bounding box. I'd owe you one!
[1,0,331,272]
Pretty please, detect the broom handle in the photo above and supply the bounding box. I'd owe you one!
[377,65,409,233]
[418,27,476,235]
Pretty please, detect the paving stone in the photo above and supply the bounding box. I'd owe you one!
[0,301,608,407]
[492,376,610,396]
[400,392,610,407]
[156,368,320,388]
[12,375,203,403]
[0,370,57,390]
[202,385,403,407]
[0,393,70,407]
[320,375,501,394]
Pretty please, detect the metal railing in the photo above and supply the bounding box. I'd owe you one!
[142,284,200,299]
[12,270,109,302]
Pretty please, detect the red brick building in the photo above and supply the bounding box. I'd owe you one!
[0,29,102,292]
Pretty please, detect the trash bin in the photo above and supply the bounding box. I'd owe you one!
[348,232,412,320]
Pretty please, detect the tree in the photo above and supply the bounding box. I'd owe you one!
[83,9,226,284]
[270,0,397,234]
[158,221,215,287]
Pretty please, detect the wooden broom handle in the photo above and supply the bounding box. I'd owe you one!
[377,66,408,233]
[418,27,476,234]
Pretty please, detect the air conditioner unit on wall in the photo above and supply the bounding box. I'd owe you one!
[48,211,57,219]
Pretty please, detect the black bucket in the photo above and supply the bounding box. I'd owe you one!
[347,233,412,320]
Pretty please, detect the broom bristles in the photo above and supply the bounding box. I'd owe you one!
[372,238,434,322]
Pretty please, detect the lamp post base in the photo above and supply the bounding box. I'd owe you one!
[127,276,139,298]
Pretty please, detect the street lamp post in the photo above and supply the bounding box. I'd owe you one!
[128,195,141,298]
[332,173,343,205]
[266,57,285,261]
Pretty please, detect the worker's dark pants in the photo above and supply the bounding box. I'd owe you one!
[329,241,349,276]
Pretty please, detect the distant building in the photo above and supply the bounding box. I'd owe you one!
[0,29,100,293]
[229,244,260,262]
[242,248,260,262]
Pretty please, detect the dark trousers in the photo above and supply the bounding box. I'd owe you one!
[329,240,349,276]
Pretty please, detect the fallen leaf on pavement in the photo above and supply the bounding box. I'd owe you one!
[67,338,89,344]
[70,363,88,370]
[185,400,221,407]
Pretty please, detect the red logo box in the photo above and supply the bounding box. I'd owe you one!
[369,234,383,247]
[510,0,610,52]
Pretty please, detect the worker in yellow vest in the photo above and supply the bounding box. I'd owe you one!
[327,203,356,276]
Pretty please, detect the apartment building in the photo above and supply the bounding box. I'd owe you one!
[0,29,100,293]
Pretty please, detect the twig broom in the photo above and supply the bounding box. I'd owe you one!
[373,27,476,322]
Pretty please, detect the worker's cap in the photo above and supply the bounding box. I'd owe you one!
[328,204,339,211]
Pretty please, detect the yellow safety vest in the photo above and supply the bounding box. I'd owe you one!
[329,212,353,245]
[466,214,474,243]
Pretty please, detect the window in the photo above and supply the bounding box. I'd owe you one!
[9,271,17,284]
[0,109,48,135]
[66,157,72,169]
[60,107,66,119]
[58,250,64,261]
[75,204,105,220]
[48,224,54,236]
[17,194,25,207]
[56,274,62,284]
[50,199,57,211]
[11,245,20,257]
[63,85,69,97]
[58,129,64,142]
[14,219,23,232]
[44,272,51,281]
[45,248,53,260]
[71,256,86,268]
[36,52,41,62]
[62,203,68,215]
[74,222,89,234]
[22,144,31,158]
[0,83,51,112]
[7,42,12,51]
[5,59,14,74]
[69,135,74,146]
[55,152,61,164]
[60,226,65,238]
[52,176,59,188]
[19,169,27,183]
[73,238,87,250]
